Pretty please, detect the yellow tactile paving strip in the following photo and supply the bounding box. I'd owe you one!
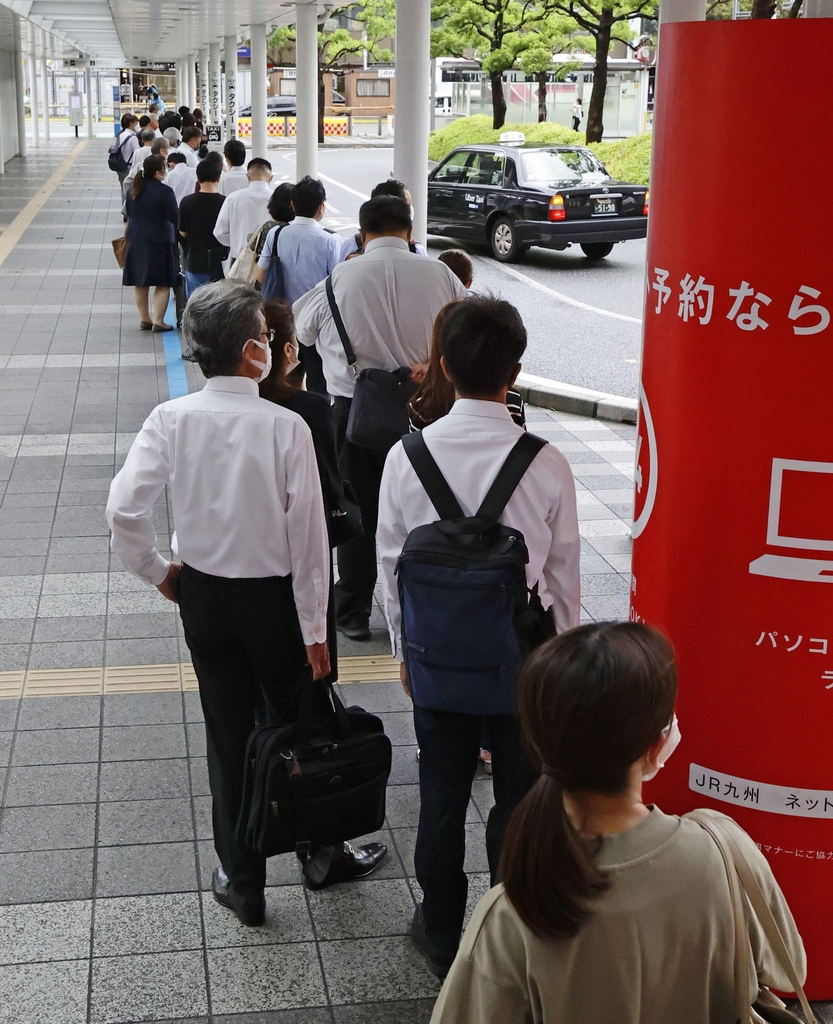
[0,655,400,699]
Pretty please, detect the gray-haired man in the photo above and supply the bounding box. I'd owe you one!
[106,282,386,925]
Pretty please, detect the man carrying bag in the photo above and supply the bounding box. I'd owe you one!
[294,196,467,643]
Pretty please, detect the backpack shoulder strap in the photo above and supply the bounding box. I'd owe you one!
[476,433,547,524]
[402,431,464,521]
[325,274,357,367]
[270,223,285,267]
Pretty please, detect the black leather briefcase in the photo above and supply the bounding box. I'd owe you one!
[237,669,392,859]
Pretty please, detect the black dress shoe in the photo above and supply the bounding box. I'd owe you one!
[410,903,455,979]
[337,622,372,642]
[211,867,265,927]
[304,841,387,890]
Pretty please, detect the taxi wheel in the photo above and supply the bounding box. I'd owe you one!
[580,242,615,260]
[490,217,523,263]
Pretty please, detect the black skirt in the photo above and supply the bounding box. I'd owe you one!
[123,241,179,288]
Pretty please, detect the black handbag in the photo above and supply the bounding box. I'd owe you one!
[237,668,392,860]
[327,480,364,549]
[325,275,418,452]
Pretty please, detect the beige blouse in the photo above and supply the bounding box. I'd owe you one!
[430,807,805,1024]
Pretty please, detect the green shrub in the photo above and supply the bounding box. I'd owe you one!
[428,114,653,184]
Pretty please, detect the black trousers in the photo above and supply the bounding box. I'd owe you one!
[332,396,388,628]
[300,344,328,398]
[412,706,538,960]
[178,565,308,893]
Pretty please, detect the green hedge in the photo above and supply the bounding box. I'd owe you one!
[428,114,652,185]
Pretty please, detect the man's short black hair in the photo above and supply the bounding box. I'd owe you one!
[167,152,187,166]
[223,139,246,167]
[438,296,527,397]
[138,115,151,128]
[178,105,191,117]
[159,110,182,133]
[359,195,412,237]
[291,176,326,218]
[196,158,221,184]
[247,157,272,174]
[371,178,408,201]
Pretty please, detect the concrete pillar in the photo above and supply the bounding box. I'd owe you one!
[184,55,195,110]
[224,35,238,140]
[805,0,833,13]
[13,15,26,158]
[209,41,221,124]
[175,63,181,107]
[85,65,94,138]
[198,47,209,115]
[28,23,39,148]
[393,0,431,244]
[659,0,706,21]
[40,30,50,141]
[295,3,319,179]
[249,24,268,160]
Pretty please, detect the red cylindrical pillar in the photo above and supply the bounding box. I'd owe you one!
[633,18,833,997]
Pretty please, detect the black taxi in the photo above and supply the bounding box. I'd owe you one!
[427,134,648,262]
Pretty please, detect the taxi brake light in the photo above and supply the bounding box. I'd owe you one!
[548,195,565,222]
[643,189,650,216]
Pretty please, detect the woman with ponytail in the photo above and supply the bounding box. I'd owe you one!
[123,153,179,332]
[431,622,805,1024]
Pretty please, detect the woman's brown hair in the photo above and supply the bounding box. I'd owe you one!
[259,299,299,404]
[408,301,461,430]
[500,621,678,940]
[131,154,165,200]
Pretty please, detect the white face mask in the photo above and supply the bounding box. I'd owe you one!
[246,338,272,383]
[642,714,681,782]
[284,341,300,375]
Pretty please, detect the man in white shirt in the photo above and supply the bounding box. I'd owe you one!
[255,175,341,394]
[106,281,385,926]
[339,179,427,262]
[166,152,197,205]
[123,136,169,201]
[213,157,274,262]
[174,126,202,168]
[294,195,468,642]
[219,138,249,196]
[377,295,580,977]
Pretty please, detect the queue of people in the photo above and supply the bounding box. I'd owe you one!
[108,156,810,1022]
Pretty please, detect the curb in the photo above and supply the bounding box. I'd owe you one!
[517,372,638,424]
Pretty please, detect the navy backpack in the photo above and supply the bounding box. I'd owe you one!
[396,430,554,717]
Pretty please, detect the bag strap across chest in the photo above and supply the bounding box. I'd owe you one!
[401,430,546,526]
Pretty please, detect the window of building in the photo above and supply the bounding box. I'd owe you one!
[356,79,391,97]
[279,79,297,96]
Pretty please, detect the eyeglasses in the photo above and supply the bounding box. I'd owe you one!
[259,329,275,344]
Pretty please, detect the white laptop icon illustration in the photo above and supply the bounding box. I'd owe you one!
[749,459,833,583]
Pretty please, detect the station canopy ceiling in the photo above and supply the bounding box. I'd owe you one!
[0,0,335,66]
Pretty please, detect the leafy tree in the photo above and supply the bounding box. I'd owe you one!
[431,1,565,130]
[270,2,394,144]
[518,13,586,122]
[545,0,655,142]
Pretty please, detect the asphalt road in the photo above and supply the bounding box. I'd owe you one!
[277,146,647,399]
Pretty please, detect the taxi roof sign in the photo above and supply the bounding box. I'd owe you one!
[499,131,526,146]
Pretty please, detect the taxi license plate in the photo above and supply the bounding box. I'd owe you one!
[593,198,616,215]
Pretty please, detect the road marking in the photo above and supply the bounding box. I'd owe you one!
[317,172,371,202]
[477,257,643,325]
[163,296,189,399]
[0,141,87,268]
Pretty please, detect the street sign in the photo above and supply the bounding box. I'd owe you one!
[68,92,83,127]
[377,68,395,78]
[237,47,251,59]
[206,124,222,142]
[283,68,296,79]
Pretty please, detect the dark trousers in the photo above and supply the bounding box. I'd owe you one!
[178,565,307,893]
[572,116,581,131]
[413,706,537,960]
[332,396,388,628]
[300,344,328,398]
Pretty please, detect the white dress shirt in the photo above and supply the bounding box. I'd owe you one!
[220,165,249,196]
[258,217,342,306]
[167,163,197,205]
[293,237,468,399]
[123,145,154,195]
[106,376,330,646]
[174,142,200,168]
[119,128,140,165]
[213,180,274,259]
[339,234,427,262]
[378,399,581,659]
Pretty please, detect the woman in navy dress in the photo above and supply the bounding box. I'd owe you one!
[124,153,179,332]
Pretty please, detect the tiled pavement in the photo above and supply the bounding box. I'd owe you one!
[0,140,823,1024]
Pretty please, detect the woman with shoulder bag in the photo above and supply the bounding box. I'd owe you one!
[431,621,808,1024]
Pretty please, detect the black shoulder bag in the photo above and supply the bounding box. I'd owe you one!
[325,275,418,452]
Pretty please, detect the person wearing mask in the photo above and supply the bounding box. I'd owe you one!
[106,282,381,924]
[123,128,156,196]
[294,196,467,643]
[340,179,427,261]
[430,622,806,1021]
[148,106,163,138]
[378,296,580,979]
[220,139,249,196]
[123,154,179,333]
[166,153,197,205]
[112,113,141,197]
[255,176,340,395]
[213,158,274,264]
[174,126,202,169]
[178,160,228,296]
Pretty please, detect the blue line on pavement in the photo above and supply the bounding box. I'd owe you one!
[163,294,189,399]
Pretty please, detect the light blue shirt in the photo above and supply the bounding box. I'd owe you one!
[339,233,427,262]
[258,217,342,305]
